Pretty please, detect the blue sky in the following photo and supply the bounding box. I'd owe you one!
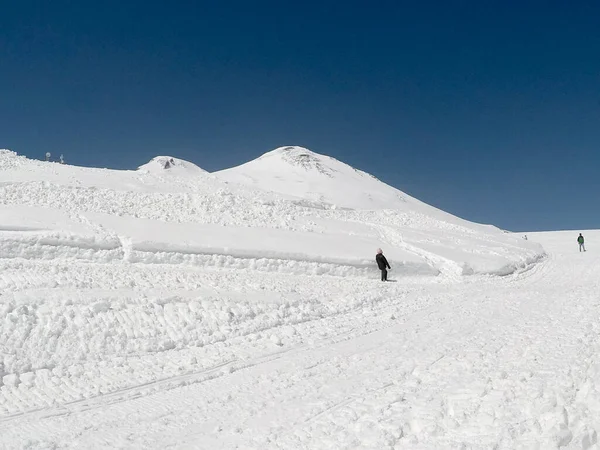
[1,1,599,231]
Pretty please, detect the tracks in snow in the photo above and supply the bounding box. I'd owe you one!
[0,255,447,421]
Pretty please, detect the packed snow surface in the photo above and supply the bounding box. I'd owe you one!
[2,148,594,449]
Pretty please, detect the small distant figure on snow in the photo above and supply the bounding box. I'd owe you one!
[45,152,51,162]
[578,233,586,252]
[523,235,528,240]
[376,248,391,282]
[59,154,65,164]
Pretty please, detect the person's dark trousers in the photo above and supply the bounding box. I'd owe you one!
[381,268,387,281]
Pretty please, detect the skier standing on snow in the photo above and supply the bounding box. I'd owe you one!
[578,233,586,252]
[376,248,391,281]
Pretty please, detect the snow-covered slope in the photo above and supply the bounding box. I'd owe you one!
[0,150,204,192]
[9,147,599,449]
[1,197,598,448]
[0,148,543,277]
[216,146,454,216]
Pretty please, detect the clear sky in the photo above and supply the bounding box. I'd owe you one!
[1,1,599,231]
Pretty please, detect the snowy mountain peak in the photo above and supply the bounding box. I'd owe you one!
[137,156,207,175]
[262,146,323,160]
[216,146,414,210]
[259,146,337,177]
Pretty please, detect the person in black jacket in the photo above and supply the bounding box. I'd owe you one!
[376,248,391,281]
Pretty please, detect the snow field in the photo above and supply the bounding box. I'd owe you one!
[0,148,570,449]
[2,232,598,449]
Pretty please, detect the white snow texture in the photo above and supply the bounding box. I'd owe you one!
[0,146,595,449]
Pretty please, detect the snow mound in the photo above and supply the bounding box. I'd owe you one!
[0,149,29,170]
[138,156,207,175]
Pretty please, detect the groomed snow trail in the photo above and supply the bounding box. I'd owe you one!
[1,231,598,449]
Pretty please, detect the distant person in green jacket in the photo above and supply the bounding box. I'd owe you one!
[578,233,586,252]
